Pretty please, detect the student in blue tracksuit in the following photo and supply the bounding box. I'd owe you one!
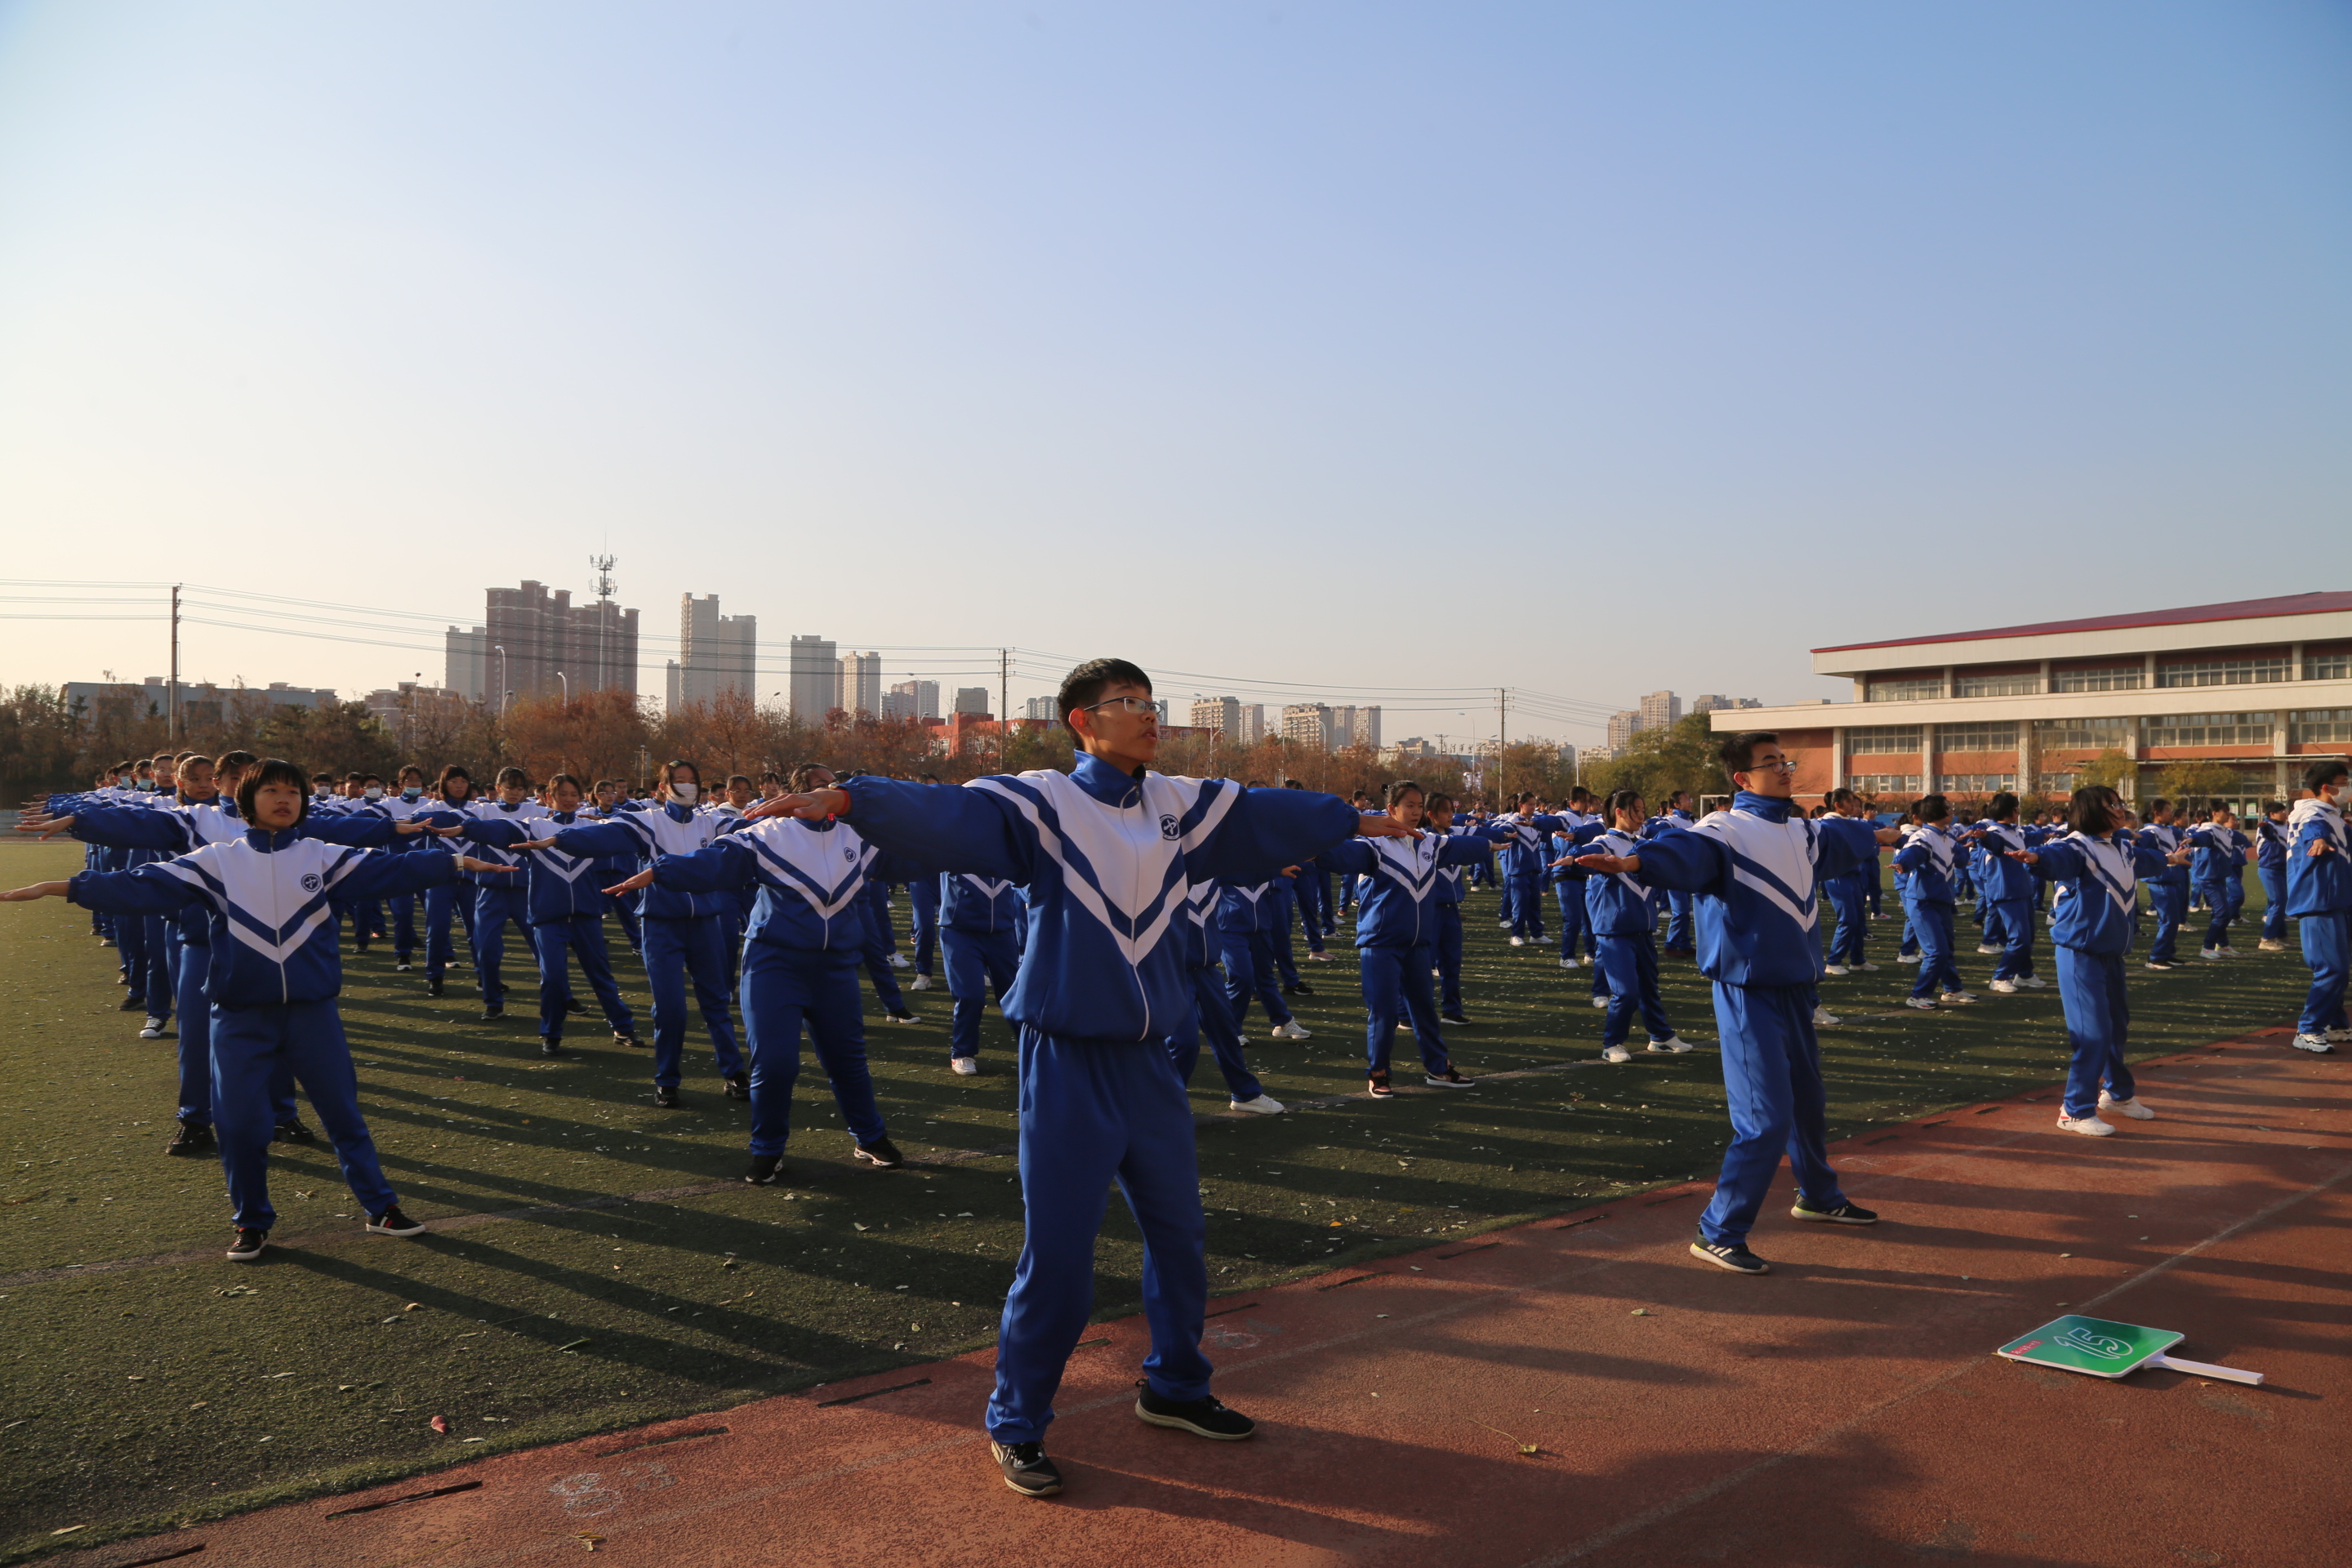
[369,765,434,971]
[2136,799,2190,969]
[857,873,922,1023]
[1218,878,1306,1040]
[740,658,1393,1499]
[1491,794,1566,947]
[2284,761,2350,1054]
[1277,780,1332,964]
[537,760,746,1107]
[939,867,1023,1075]
[454,768,549,1021]
[586,780,644,956]
[906,775,947,992]
[1965,792,2043,994]
[1892,796,1976,1009]
[1575,732,1899,1275]
[1578,791,1689,1062]
[2004,786,2192,1134]
[608,766,929,1181]
[1817,791,1876,977]
[419,766,483,996]
[2186,808,2251,959]
[2255,801,2292,950]
[1168,880,1282,1113]
[446,773,643,1058]
[4,759,517,1260]
[1651,791,1699,956]
[1317,780,1494,1097]
[1424,792,1499,1023]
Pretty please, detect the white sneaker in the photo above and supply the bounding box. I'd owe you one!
[1601,1045,1632,1063]
[2219,947,2239,957]
[1823,964,1851,976]
[1307,951,1332,963]
[1272,1020,1312,1040]
[2099,1092,2154,1120]
[1857,961,1881,972]
[950,1056,980,1076]
[889,952,910,969]
[1229,1094,1285,1115]
[1975,944,2002,956]
[1989,978,2017,994]
[2328,1027,2350,1045]
[1645,1036,1693,1054]
[138,1022,164,1040]
[2257,939,2286,951]
[1903,996,1938,1010]
[1813,1006,1841,1027]
[2056,1115,2115,1137]
[2290,1033,2334,1054]
[1509,936,1526,947]
[1559,956,1579,969]
[1591,995,1611,1009]
[394,961,412,973]
[1896,952,1922,964]
[2017,975,2048,989]
[2198,949,2223,961]
[910,973,933,991]
[1940,991,1977,1006]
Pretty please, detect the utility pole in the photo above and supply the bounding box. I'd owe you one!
[1495,687,1508,801]
[1000,648,1010,768]
[167,584,181,742]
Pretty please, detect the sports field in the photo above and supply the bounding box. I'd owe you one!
[0,840,2314,1560]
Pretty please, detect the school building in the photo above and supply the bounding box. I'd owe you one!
[1713,592,2352,810]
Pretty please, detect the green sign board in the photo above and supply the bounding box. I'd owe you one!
[1998,1315,2262,1385]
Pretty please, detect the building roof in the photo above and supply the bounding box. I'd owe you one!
[1814,592,2352,656]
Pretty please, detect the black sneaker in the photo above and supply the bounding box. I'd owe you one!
[119,994,145,1011]
[653,1085,680,1108]
[540,1040,570,1058]
[1134,1383,1255,1441]
[1281,982,1314,996]
[1689,1230,1770,1275]
[366,1206,427,1237]
[479,1005,506,1022]
[394,960,413,973]
[165,1118,214,1157]
[1367,1071,1395,1100]
[226,1227,268,1263]
[1441,1009,1471,1025]
[274,1118,316,1144]
[745,1154,788,1186]
[426,976,445,997]
[561,996,585,1014]
[1423,1067,1475,1089]
[1791,1199,1878,1225]
[854,1137,905,1169]
[725,1071,751,1102]
[991,1440,1063,1498]
[353,941,370,955]
[614,1031,647,1049]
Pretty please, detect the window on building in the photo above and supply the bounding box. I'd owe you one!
[2030,717,2129,751]
[1847,774,1920,795]
[2141,712,2274,748]
[1936,773,2016,794]
[2290,710,2352,746]
[1846,725,1922,755]
[2035,772,2078,794]
[1864,676,1944,703]
[2156,655,2287,688]
[2051,664,2143,693]
[1933,722,2017,752]
[2305,650,2351,682]
[1956,670,2041,697]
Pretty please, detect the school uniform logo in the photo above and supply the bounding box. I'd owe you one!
[301,872,323,892]
[1160,813,1181,840]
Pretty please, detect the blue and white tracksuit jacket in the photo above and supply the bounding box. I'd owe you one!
[832,755,1359,1445]
[941,870,1025,1059]
[2022,831,2176,1116]
[1583,826,1675,1045]
[1893,823,1967,996]
[2285,798,2350,1036]
[1319,829,1492,1074]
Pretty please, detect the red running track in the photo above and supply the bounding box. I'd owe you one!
[83,1031,2350,1568]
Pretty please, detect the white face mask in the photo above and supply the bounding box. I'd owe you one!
[402,786,421,801]
[669,781,699,804]
[363,786,384,801]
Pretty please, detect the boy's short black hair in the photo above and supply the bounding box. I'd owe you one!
[2265,799,2287,815]
[238,759,311,826]
[2304,760,2350,794]
[1987,791,2019,818]
[2147,797,2171,816]
[1912,793,1951,823]
[1383,779,1423,808]
[1056,658,1152,732]
[1717,732,1779,782]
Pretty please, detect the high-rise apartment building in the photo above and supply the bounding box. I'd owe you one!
[1639,690,1682,732]
[1352,705,1382,748]
[953,687,991,716]
[470,580,640,706]
[889,680,942,722]
[1282,703,1334,749]
[786,635,837,721]
[1190,697,1241,733]
[666,594,756,711]
[1023,695,1059,722]
[835,651,882,719]
[1606,709,1643,750]
[1238,704,1265,744]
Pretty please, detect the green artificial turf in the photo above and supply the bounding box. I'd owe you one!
[0,841,2313,1558]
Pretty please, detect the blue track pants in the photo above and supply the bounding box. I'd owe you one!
[2258,866,2286,942]
[169,938,296,1129]
[2196,877,2244,952]
[1361,942,1450,1076]
[739,944,882,1156]
[1222,929,1292,1029]
[1824,876,1867,966]
[531,915,635,1041]
[212,1000,395,1232]
[1433,902,1465,1010]
[2146,881,2188,964]
[424,880,477,980]
[2052,945,2136,1120]
[1595,931,1673,1047]
[1698,983,1845,1246]
[1984,897,2037,981]
[943,925,1018,1059]
[471,884,529,1002]
[1905,899,1960,997]
[988,1029,1210,1444]
[2298,911,2350,1038]
[641,915,743,1088]
[1664,890,1695,951]
[1169,965,1263,1102]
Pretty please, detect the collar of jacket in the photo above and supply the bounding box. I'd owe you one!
[1071,750,1143,808]
[1731,791,1793,824]
[245,826,302,852]
[664,800,695,822]
[549,812,576,826]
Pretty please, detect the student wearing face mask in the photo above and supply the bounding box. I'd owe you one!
[532,760,746,1107]
[365,766,433,971]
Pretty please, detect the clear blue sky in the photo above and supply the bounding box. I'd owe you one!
[2,1,2345,743]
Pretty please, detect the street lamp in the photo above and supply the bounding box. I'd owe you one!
[557,671,568,704]
[494,646,508,717]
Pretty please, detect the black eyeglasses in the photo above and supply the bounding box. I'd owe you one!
[1082,697,1158,717]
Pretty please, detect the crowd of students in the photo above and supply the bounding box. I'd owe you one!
[7,666,2346,1501]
